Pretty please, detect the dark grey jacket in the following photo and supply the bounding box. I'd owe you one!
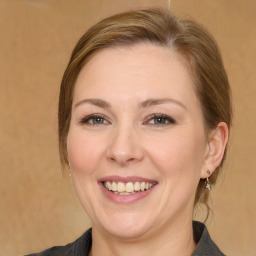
[26,221,226,256]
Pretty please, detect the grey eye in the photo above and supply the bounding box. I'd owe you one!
[80,114,109,125]
[147,114,175,125]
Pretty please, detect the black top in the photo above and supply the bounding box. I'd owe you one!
[26,221,225,256]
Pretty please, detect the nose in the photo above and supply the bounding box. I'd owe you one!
[106,124,144,166]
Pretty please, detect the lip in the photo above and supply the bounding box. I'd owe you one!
[98,175,156,183]
[98,176,158,204]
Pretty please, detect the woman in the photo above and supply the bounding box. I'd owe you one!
[27,8,232,256]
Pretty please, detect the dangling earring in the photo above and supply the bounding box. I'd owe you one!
[205,170,211,190]
[68,162,72,177]
[205,177,211,190]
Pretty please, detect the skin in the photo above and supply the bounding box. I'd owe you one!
[67,43,228,256]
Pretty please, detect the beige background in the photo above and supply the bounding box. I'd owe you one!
[1,0,255,255]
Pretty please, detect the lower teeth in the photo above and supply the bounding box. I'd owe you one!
[113,191,136,195]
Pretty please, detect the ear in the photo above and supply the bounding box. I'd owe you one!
[201,122,229,179]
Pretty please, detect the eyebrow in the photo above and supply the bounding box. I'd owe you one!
[139,98,187,110]
[74,99,111,109]
[74,97,187,110]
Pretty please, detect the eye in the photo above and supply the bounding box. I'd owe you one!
[79,114,110,125]
[145,114,176,126]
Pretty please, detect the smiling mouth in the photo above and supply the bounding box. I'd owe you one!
[103,181,157,195]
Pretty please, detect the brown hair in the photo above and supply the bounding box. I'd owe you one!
[58,8,232,211]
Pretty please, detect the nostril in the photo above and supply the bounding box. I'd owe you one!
[127,157,136,162]
[109,155,137,165]
[106,140,144,165]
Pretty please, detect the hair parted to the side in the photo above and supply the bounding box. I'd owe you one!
[58,8,232,215]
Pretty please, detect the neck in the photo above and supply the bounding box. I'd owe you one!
[89,217,196,256]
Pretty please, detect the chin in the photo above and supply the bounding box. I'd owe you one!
[96,212,154,240]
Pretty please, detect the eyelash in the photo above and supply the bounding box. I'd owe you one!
[144,114,176,126]
[79,113,176,126]
[79,114,110,125]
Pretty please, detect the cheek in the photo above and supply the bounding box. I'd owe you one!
[144,129,206,180]
[67,130,106,175]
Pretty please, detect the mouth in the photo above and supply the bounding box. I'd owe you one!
[103,181,156,195]
[98,176,157,203]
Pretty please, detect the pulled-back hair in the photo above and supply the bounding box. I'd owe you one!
[58,8,232,212]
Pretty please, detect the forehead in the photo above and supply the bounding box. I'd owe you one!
[73,43,197,106]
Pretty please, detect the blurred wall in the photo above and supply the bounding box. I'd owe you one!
[0,0,255,255]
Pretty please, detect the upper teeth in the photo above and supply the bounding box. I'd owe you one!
[104,181,154,193]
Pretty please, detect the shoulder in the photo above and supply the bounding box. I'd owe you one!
[192,221,226,256]
[25,228,92,256]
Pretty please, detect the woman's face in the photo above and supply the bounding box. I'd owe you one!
[67,43,209,239]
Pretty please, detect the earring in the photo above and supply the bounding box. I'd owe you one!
[68,163,72,177]
[205,171,211,190]
[205,177,211,190]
